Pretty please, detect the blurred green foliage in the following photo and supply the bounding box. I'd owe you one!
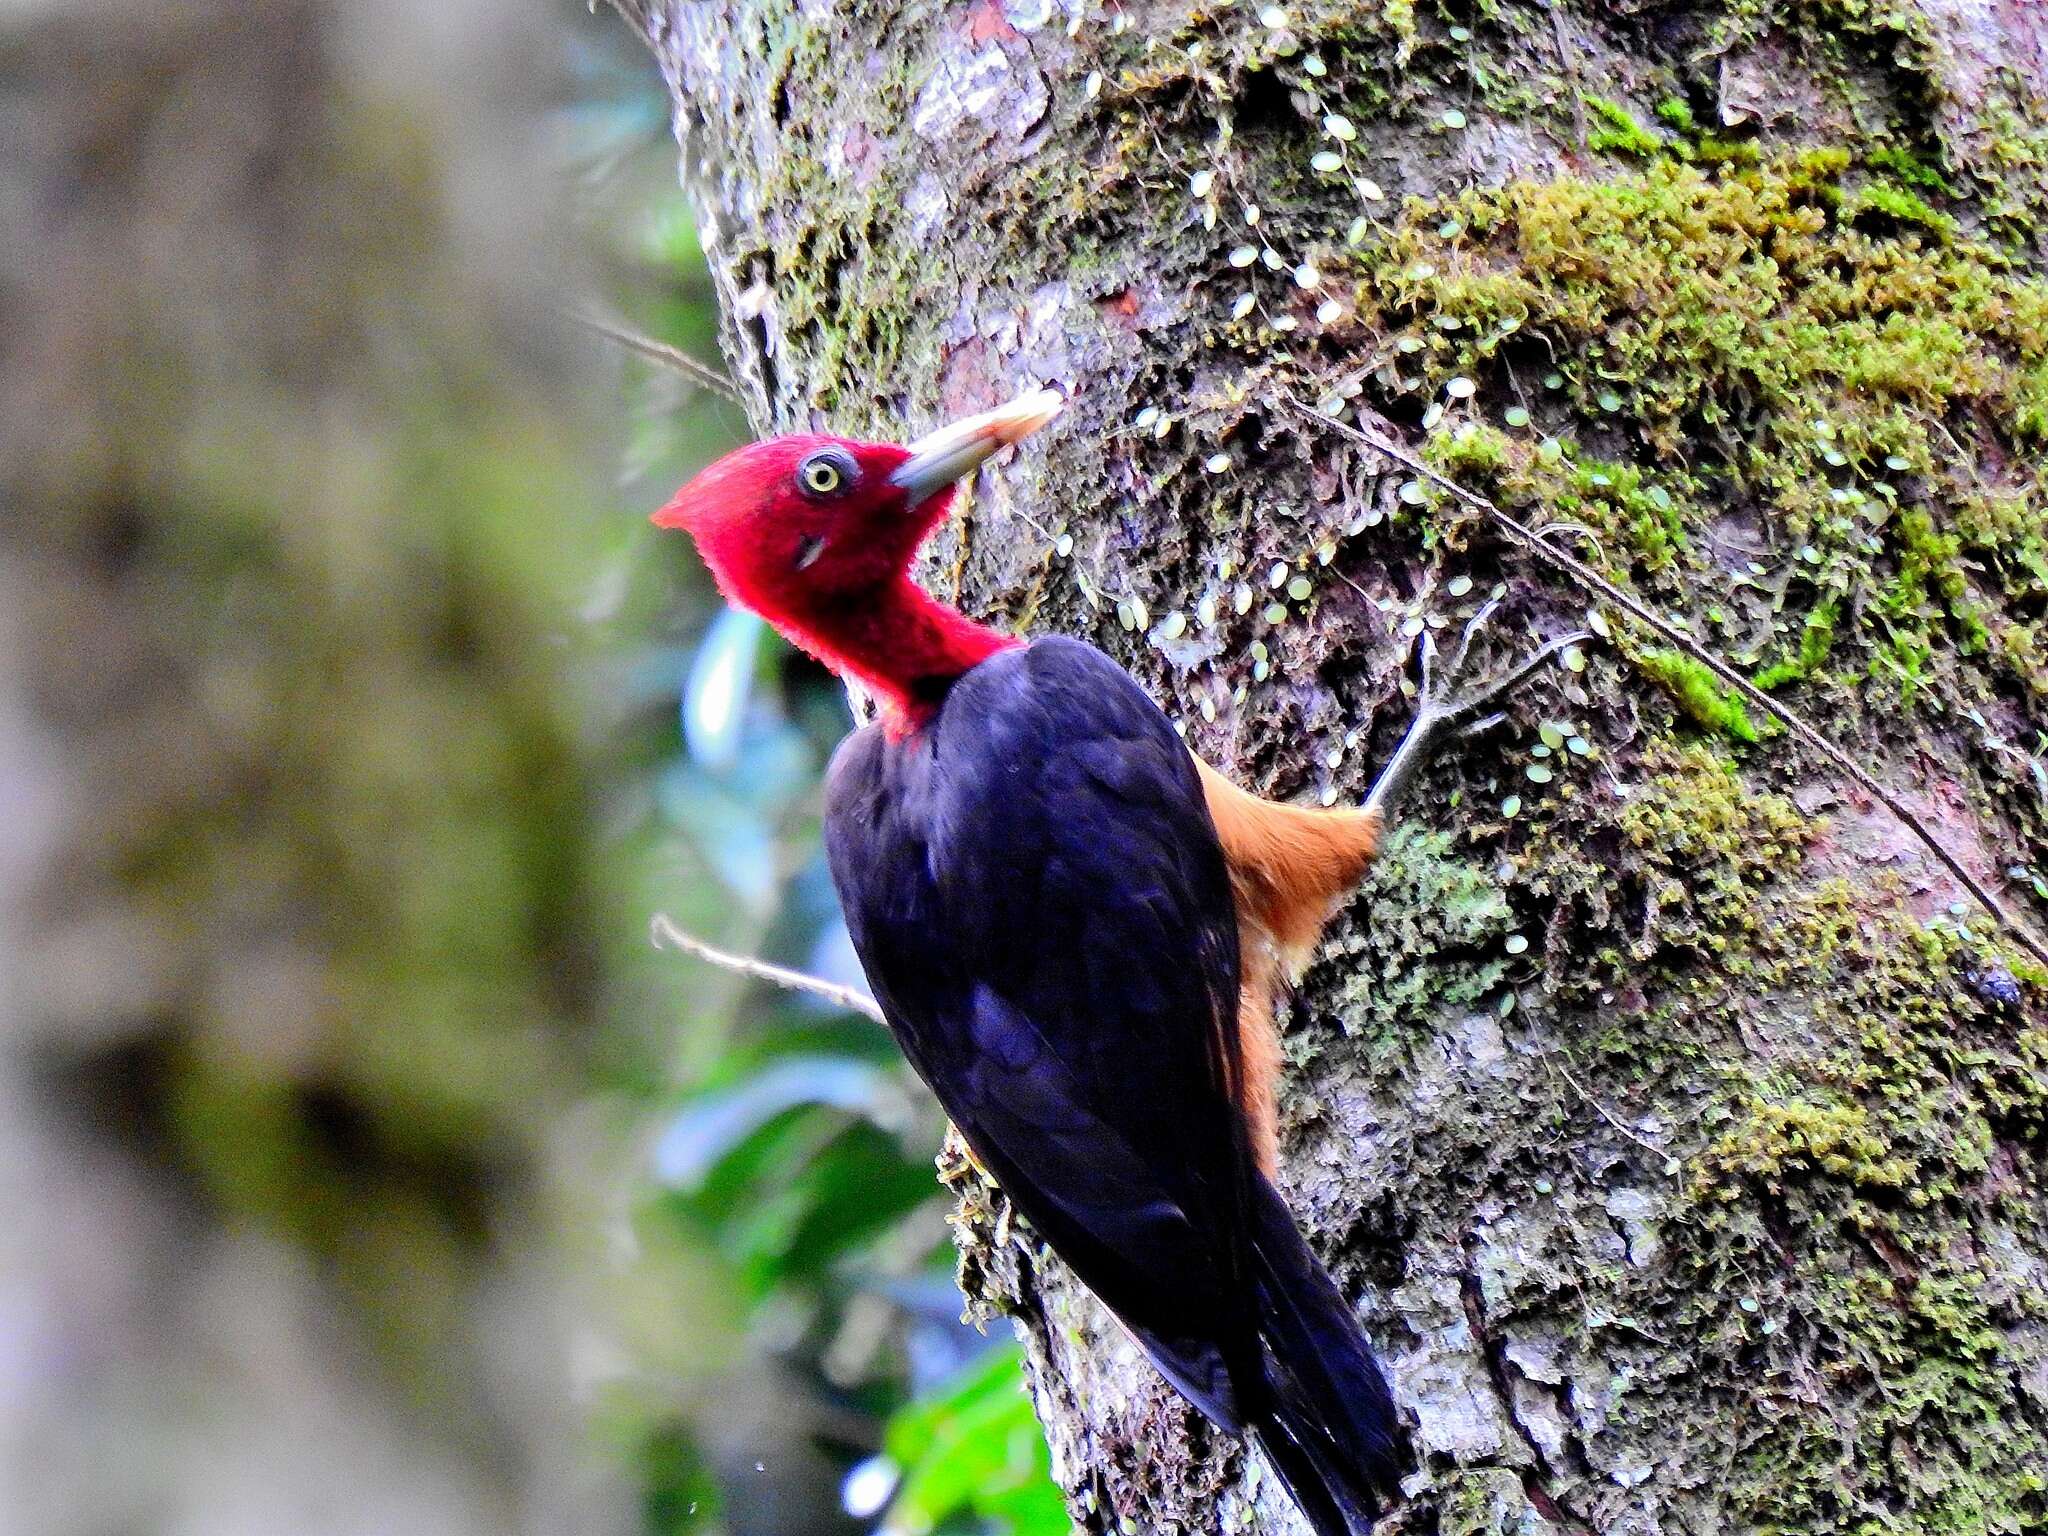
[883,1348,1068,1536]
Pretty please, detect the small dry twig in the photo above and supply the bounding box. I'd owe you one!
[1284,394,2048,970]
[571,310,745,404]
[650,911,884,1021]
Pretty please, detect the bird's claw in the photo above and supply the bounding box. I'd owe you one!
[1411,599,1588,734]
[1365,601,1592,821]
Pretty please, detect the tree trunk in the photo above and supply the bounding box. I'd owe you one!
[615,3,2048,1531]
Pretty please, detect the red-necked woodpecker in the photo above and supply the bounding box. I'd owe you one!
[654,387,1573,1535]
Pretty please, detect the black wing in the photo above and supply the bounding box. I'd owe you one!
[824,637,1260,1426]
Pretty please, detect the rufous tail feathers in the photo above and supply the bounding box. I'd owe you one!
[1194,754,1384,1175]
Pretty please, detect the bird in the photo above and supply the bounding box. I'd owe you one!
[652,385,1576,1535]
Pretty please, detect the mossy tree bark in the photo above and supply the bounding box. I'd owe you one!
[615,3,2048,1531]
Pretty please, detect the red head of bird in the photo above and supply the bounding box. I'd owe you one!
[652,387,1063,729]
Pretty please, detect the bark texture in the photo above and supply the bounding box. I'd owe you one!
[619,3,2048,1531]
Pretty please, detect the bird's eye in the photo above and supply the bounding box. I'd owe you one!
[798,450,856,498]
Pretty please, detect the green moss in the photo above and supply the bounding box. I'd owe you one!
[1655,97,1698,136]
[1321,827,1511,1048]
[1650,880,2048,1531]
[1754,598,1839,690]
[1562,456,1689,570]
[1584,94,1664,159]
[1425,421,1510,479]
[1632,648,1759,742]
[1341,152,2048,737]
[1868,143,1955,196]
[1380,0,1416,49]
[1614,741,1807,912]
[1850,179,1956,238]
[1700,1090,1914,1193]
[1877,508,1989,697]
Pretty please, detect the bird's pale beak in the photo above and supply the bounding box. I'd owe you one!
[888,386,1064,507]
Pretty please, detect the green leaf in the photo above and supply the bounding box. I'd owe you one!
[881,1347,1067,1536]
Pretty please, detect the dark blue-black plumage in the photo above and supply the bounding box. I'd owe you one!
[824,636,1402,1534]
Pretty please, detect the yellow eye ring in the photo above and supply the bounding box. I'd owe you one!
[801,459,842,495]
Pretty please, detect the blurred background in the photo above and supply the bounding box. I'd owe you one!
[0,3,1060,1533]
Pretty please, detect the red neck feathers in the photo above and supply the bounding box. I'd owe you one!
[766,577,1019,737]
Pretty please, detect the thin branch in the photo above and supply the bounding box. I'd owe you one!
[570,310,745,404]
[1283,395,2048,970]
[650,912,885,1021]
[1544,1050,1679,1173]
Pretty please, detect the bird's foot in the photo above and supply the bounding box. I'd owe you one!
[1418,596,1590,738]
[1364,599,1591,821]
